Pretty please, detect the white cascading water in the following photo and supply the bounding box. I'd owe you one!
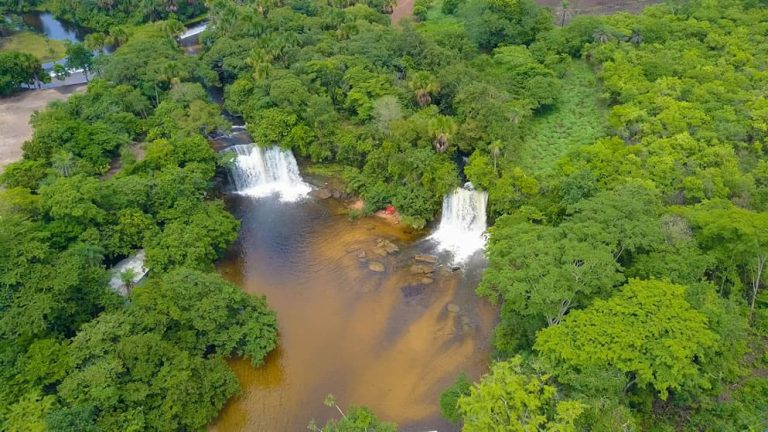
[430,183,488,262]
[226,144,311,202]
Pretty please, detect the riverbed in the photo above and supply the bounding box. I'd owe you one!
[211,194,495,431]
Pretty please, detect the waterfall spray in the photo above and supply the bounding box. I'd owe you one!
[429,183,488,262]
[225,144,311,202]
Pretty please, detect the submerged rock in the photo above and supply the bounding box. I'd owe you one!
[384,241,400,254]
[420,277,434,285]
[414,254,438,264]
[368,261,385,272]
[447,303,461,313]
[375,239,400,254]
[410,264,434,275]
[371,246,388,257]
[401,285,425,298]
[312,188,332,199]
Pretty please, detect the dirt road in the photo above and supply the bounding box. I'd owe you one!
[0,84,86,170]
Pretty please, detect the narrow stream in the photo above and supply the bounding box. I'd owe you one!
[211,185,495,431]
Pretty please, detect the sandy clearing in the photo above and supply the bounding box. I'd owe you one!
[0,84,86,171]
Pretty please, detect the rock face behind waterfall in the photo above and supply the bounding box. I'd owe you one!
[226,144,311,202]
[430,186,488,262]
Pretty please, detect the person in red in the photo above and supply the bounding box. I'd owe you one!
[385,204,396,215]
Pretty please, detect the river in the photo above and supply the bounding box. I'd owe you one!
[20,12,85,43]
[210,192,495,431]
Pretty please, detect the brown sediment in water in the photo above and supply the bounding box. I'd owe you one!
[211,197,495,432]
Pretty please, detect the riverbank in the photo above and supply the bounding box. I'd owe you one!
[0,84,86,170]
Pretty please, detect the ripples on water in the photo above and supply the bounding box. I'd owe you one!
[213,194,495,432]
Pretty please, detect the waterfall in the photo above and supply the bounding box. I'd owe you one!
[226,144,311,202]
[429,183,488,262]
[179,22,208,40]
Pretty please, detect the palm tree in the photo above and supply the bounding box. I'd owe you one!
[490,140,502,171]
[407,71,440,107]
[51,151,75,177]
[558,0,571,27]
[106,26,131,47]
[592,28,612,44]
[428,115,458,153]
[247,49,274,80]
[84,32,107,54]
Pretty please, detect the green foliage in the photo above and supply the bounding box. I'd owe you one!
[457,357,585,431]
[535,279,719,400]
[200,0,558,227]
[45,0,206,31]
[0,20,279,432]
[517,61,607,175]
[0,50,48,95]
[313,404,398,432]
[64,42,94,81]
[458,0,552,50]
[439,373,471,422]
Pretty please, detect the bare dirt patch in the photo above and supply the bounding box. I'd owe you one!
[390,0,660,25]
[391,0,416,24]
[537,0,662,18]
[0,84,86,170]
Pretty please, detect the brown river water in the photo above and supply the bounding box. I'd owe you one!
[210,194,496,432]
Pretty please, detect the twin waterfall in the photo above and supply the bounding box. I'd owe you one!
[430,184,489,263]
[226,144,311,202]
[226,145,487,260]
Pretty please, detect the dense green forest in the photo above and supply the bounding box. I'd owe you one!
[0,23,278,431]
[1,0,768,430]
[0,0,206,31]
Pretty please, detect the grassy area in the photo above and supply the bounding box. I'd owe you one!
[303,162,350,177]
[517,60,608,176]
[0,31,67,62]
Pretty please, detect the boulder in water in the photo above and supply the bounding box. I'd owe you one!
[420,277,434,285]
[447,303,461,313]
[414,254,438,264]
[368,261,385,272]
